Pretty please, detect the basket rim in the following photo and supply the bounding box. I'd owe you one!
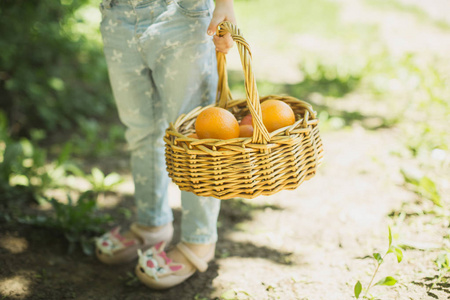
[167,95,319,145]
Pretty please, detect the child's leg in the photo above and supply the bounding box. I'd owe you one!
[133,0,221,287]
[100,1,173,227]
[180,193,221,244]
[147,24,220,247]
[132,0,220,243]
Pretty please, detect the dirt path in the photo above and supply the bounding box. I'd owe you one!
[1,124,447,300]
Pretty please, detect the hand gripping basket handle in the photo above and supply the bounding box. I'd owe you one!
[215,21,271,144]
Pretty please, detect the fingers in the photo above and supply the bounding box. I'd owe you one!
[207,0,236,36]
[207,15,222,36]
[206,0,237,54]
[213,33,234,54]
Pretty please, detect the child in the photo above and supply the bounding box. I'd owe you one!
[94,0,236,289]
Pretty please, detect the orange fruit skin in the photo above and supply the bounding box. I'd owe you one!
[240,114,252,126]
[195,107,240,140]
[260,100,295,132]
[239,125,254,137]
[187,133,198,139]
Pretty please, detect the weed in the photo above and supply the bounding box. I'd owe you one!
[34,268,49,283]
[19,191,112,255]
[220,289,254,300]
[118,207,132,220]
[354,227,403,299]
[401,169,442,207]
[0,129,50,203]
[428,252,450,293]
[0,111,84,204]
[86,167,123,194]
[1,112,119,256]
[120,271,140,287]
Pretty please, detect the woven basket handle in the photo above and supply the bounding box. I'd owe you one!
[215,21,271,144]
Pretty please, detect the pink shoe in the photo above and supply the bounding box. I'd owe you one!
[135,241,215,290]
[95,222,173,265]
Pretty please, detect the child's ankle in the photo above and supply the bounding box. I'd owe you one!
[137,223,167,232]
[182,242,215,256]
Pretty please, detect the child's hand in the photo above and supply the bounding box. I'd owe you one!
[207,0,236,54]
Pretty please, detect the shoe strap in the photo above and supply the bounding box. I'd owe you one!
[176,243,211,273]
[129,222,173,245]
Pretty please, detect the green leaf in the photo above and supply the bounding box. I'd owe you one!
[373,253,383,264]
[19,138,33,157]
[30,129,46,142]
[220,290,236,300]
[354,281,362,299]
[436,253,450,269]
[57,142,72,166]
[119,208,132,220]
[1,142,23,180]
[394,246,403,263]
[418,176,442,207]
[0,110,8,133]
[67,193,73,206]
[375,276,397,286]
[64,163,85,177]
[91,167,105,186]
[402,167,442,207]
[78,190,95,204]
[80,238,94,256]
[103,172,123,188]
[35,195,49,206]
[48,77,65,91]
[400,168,421,185]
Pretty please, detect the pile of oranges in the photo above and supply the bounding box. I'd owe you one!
[190,100,296,140]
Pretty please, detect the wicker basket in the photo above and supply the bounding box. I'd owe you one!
[164,22,323,200]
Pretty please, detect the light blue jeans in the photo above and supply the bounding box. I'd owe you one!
[100,0,221,244]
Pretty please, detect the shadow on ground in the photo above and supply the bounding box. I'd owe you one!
[412,276,450,299]
[0,195,293,300]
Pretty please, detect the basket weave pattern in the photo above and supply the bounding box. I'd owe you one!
[164,22,324,199]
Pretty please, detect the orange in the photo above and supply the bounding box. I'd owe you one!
[240,114,252,126]
[239,125,253,137]
[260,100,295,132]
[195,107,240,140]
